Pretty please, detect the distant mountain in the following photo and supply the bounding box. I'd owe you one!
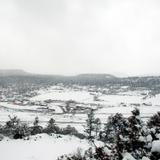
[76,74,116,79]
[0,69,31,76]
[1,70,160,96]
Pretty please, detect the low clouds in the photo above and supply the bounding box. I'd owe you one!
[0,0,160,76]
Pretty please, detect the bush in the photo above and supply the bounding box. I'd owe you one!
[1,115,21,137]
[13,123,30,139]
[43,118,60,134]
[61,125,78,135]
[30,116,43,135]
[56,125,85,139]
[0,116,31,139]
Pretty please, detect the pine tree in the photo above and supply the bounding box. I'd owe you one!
[85,109,96,140]
[48,118,55,128]
[4,115,21,137]
[127,108,146,159]
[6,115,20,129]
[94,118,101,138]
[31,116,42,135]
[103,113,128,143]
[14,123,30,139]
[33,116,39,126]
[104,113,128,160]
[44,118,57,134]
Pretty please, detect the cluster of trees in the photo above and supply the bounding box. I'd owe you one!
[0,116,85,140]
[2,74,160,97]
[59,108,160,160]
[85,109,101,139]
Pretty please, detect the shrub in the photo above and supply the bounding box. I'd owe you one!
[43,118,60,134]
[61,125,78,135]
[30,117,43,135]
[2,115,21,137]
[0,116,31,139]
[13,123,30,139]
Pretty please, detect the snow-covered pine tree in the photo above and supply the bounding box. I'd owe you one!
[85,108,96,140]
[44,118,59,134]
[31,116,43,135]
[14,123,30,139]
[94,118,101,138]
[104,113,128,160]
[127,108,147,159]
[33,116,39,126]
[148,112,160,160]
[6,115,20,129]
[103,113,128,143]
[4,115,21,137]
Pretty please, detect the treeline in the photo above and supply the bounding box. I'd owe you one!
[0,116,85,140]
[1,75,160,95]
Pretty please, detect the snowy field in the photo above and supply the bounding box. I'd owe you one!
[0,86,160,129]
[0,134,95,160]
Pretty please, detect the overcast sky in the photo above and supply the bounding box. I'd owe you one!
[0,0,160,76]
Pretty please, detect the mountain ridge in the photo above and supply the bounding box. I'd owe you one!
[0,69,31,76]
[0,69,160,79]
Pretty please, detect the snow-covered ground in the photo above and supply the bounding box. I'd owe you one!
[0,85,160,160]
[0,134,93,160]
[0,85,160,131]
[31,89,93,103]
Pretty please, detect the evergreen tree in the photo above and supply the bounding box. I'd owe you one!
[14,123,30,139]
[6,115,20,129]
[127,108,147,159]
[33,116,39,126]
[47,118,55,128]
[44,118,57,134]
[94,118,101,138]
[31,116,42,135]
[103,113,128,143]
[85,109,96,140]
[104,113,128,160]
[4,115,21,137]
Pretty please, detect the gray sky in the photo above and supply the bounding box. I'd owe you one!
[0,0,160,76]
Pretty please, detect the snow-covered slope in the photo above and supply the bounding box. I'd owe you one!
[0,134,92,160]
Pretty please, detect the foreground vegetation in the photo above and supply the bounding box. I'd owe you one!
[0,116,85,140]
[0,108,160,159]
[59,109,160,160]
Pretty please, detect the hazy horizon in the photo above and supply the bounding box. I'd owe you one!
[1,68,160,78]
[1,0,160,76]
